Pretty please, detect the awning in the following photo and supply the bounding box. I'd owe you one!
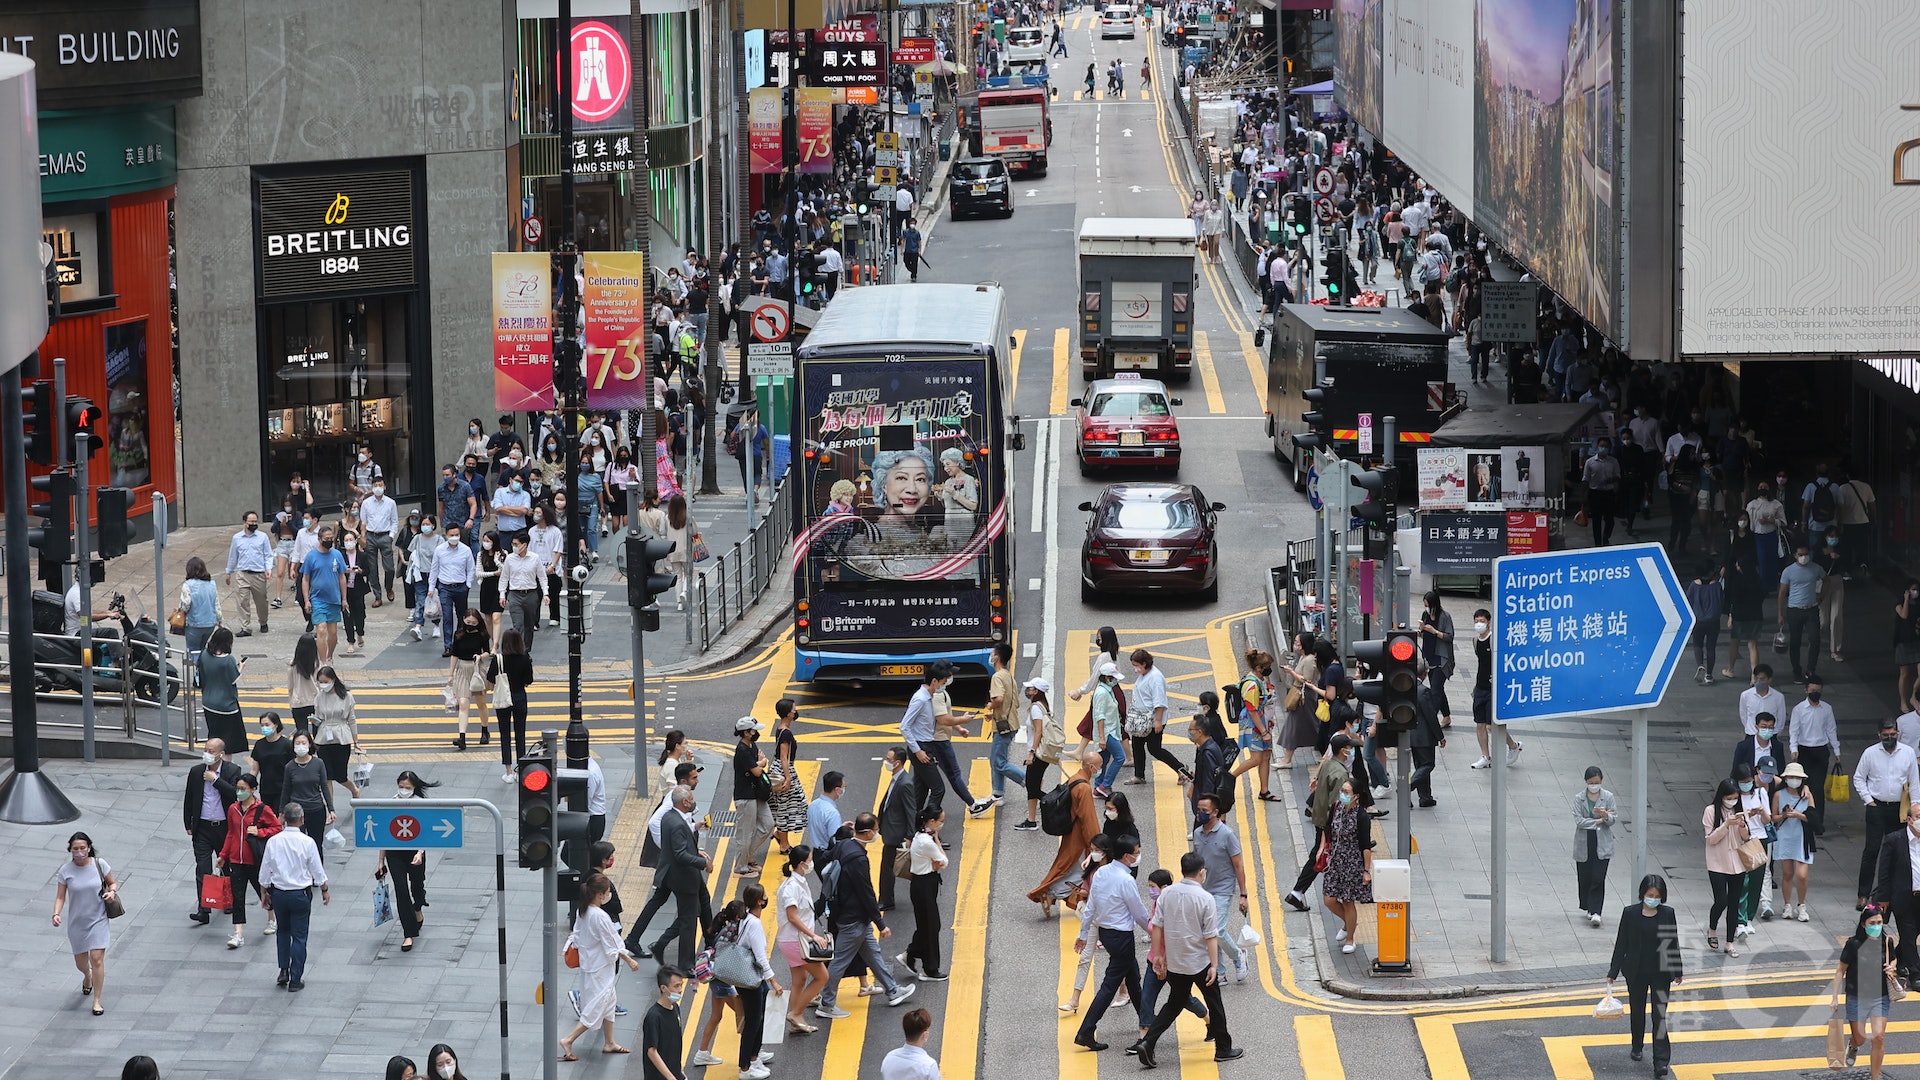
[1290,79,1333,95]
[916,58,959,75]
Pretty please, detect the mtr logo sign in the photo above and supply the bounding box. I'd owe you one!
[567,18,633,129]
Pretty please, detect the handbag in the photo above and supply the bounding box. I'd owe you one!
[894,845,913,878]
[1771,627,1788,654]
[1735,836,1769,871]
[691,945,717,983]
[1312,836,1332,874]
[467,659,491,695]
[100,882,124,920]
[1077,707,1094,742]
[691,531,711,563]
[372,876,395,929]
[564,943,581,969]
[802,936,834,963]
[710,923,763,988]
[1574,506,1590,528]
[1283,684,1304,713]
[200,873,232,911]
[1826,767,1851,804]
[1314,698,1332,724]
[492,670,513,711]
[168,609,187,635]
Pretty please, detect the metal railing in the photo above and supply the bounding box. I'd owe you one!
[689,477,793,653]
[0,626,197,756]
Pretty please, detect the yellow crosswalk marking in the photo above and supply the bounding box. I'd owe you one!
[1148,699,1219,1080]
[1193,330,1225,414]
[1295,1015,1346,1079]
[1073,90,1085,102]
[1011,328,1028,394]
[676,831,733,1071]
[1055,907,1092,1079]
[1235,329,1267,403]
[937,759,994,1080]
[1051,327,1073,417]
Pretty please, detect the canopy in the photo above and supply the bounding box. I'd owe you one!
[1289,79,1333,95]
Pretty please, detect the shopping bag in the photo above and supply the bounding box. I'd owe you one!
[760,985,788,1046]
[1237,924,1264,948]
[1827,768,1851,804]
[324,827,346,851]
[424,590,441,623]
[442,685,458,713]
[1593,993,1625,1020]
[351,749,374,786]
[1826,1006,1848,1067]
[691,531,711,563]
[1772,628,1788,654]
[200,873,232,911]
[371,876,395,929]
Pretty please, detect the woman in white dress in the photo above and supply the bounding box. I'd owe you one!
[558,873,639,1060]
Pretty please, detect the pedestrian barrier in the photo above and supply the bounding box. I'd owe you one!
[688,476,793,653]
[0,627,194,750]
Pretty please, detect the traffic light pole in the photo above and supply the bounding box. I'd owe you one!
[74,433,95,763]
[0,360,79,825]
[539,730,560,1080]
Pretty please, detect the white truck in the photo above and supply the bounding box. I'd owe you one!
[1077,218,1199,381]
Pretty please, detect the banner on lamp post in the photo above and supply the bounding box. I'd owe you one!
[581,251,650,410]
[749,87,782,174]
[797,87,835,173]
[491,253,555,411]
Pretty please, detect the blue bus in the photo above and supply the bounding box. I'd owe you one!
[789,284,1017,682]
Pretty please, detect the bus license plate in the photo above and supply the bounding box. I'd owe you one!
[878,664,925,677]
[1120,431,1144,446]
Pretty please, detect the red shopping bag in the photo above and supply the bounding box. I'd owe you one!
[200,873,232,911]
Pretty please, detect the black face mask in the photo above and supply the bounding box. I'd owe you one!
[245,522,258,531]
[1884,737,1901,752]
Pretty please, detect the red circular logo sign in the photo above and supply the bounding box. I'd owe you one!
[568,21,632,124]
[389,815,421,841]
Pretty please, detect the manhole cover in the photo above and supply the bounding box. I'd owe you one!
[1804,1069,1876,1080]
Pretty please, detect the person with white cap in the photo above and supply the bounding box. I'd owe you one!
[731,716,777,877]
[1091,661,1128,798]
[1016,677,1064,832]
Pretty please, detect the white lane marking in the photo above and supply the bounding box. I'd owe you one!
[1029,414,1050,532]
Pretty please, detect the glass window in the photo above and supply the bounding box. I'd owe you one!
[1090,391,1170,417]
[263,296,416,511]
[42,207,112,307]
[1101,496,1198,531]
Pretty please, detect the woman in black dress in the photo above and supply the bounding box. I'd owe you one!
[492,629,535,782]
[476,531,505,647]
[1606,873,1683,1077]
[250,711,295,813]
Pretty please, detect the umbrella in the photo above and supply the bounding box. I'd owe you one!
[916,58,958,76]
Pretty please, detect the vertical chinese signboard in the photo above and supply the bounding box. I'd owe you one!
[491,253,555,410]
[581,251,649,409]
[797,87,834,173]
[749,87,782,174]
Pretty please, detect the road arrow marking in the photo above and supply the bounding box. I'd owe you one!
[1129,185,1143,193]
[1121,128,1134,137]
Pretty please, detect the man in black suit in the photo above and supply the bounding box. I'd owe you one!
[184,737,242,925]
[1730,711,1784,779]
[1185,716,1228,822]
[652,786,711,973]
[876,746,918,912]
[1409,671,1447,809]
[1872,814,1920,982]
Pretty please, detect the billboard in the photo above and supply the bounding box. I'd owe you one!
[1680,0,1920,355]
[581,251,649,410]
[1333,0,1383,138]
[491,253,555,411]
[1473,0,1619,339]
[1382,0,1475,209]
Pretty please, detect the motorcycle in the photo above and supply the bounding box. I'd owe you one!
[30,591,180,703]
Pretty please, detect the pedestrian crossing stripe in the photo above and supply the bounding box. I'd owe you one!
[1543,1024,1920,1080]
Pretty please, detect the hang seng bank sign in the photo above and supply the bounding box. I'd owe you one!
[255,168,421,300]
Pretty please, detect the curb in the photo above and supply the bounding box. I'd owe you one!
[651,557,795,678]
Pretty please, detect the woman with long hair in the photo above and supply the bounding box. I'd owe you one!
[656,728,692,793]
[448,609,492,751]
[902,806,952,981]
[178,555,221,657]
[401,513,441,643]
[475,530,505,648]
[558,872,638,1060]
[767,699,806,858]
[424,1045,469,1080]
[1275,633,1320,767]
[666,493,697,609]
[310,666,361,805]
[1832,904,1901,1076]
[529,503,566,627]
[775,845,832,1032]
[339,526,370,656]
[1231,648,1281,800]
[197,627,247,754]
[605,447,639,534]
[1320,778,1374,952]
[52,831,118,1016]
[378,770,441,951]
[287,632,320,737]
[1702,777,1752,957]
[495,629,534,780]
[1068,627,1123,757]
[1018,677,1062,830]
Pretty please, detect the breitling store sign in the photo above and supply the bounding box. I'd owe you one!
[254,167,422,300]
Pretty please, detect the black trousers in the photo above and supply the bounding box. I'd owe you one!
[907,871,944,976]
[344,587,367,644]
[1575,855,1609,915]
[1627,979,1672,1066]
[1292,825,1327,895]
[192,819,228,914]
[227,861,262,926]
[879,841,904,908]
[1142,965,1231,1056]
[1893,901,1920,980]
[913,754,947,813]
[385,849,426,937]
[631,878,711,972]
[1024,755,1052,802]
[1796,744,1832,834]
[739,983,767,1067]
[1131,731,1188,780]
[1076,926,1142,1042]
[1859,801,1902,897]
[1410,745,1437,800]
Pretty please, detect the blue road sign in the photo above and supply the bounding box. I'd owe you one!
[353,806,465,849]
[1491,543,1694,723]
[1307,462,1322,510]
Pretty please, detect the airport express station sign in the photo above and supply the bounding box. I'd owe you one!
[1491,543,1692,723]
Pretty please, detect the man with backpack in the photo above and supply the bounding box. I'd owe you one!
[814,813,917,1020]
[1801,464,1842,544]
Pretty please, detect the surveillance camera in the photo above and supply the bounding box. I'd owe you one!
[570,564,591,583]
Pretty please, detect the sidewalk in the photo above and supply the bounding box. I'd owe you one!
[1261,560,1900,1000]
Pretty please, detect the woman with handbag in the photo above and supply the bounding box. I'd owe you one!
[1067,627,1123,758]
[1732,762,1776,935]
[402,513,443,643]
[447,610,492,751]
[197,628,248,757]
[1703,778,1754,957]
[177,556,221,657]
[1018,678,1063,831]
[310,667,362,806]
[901,806,952,982]
[1320,779,1375,954]
[557,872,640,1060]
[667,493,699,610]
[1275,633,1321,768]
[215,774,282,949]
[716,888,779,1080]
[51,831,118,1017]
[1831,905,1902,1077]
[494,629,535,780]
[339,530,371,656]
[1606,873,1683,1077]
[287,632,320,738]
[377,770,439,952]
[776,846,831,1033]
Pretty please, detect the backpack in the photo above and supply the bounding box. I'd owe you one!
[1038,778,1085,836]
[1221,680,1247,726]
[1809,481,1836,525]
[814,846,844,921]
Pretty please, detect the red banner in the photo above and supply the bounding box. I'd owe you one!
[491,253,555,411]
[797,88,834,174]
[1506,511,1550,555]
[581,251,649,410]
[893,38,935,65]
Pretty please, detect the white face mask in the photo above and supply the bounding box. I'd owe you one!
[1586,783,1602,795]
[202,752,217,766]
[397,788,414,799]
[1785,778,1802,789]
[1473,621,1489,634]
[436,1066,455,1080]
[294,743,311,757]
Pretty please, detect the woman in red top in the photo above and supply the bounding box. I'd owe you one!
[216,773,284,948]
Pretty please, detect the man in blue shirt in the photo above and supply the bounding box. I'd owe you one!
[300,525,349,666]
[806,772,845,852]
[1776,544,1827,683]
[438,465,477,540]
[492,474,532,540]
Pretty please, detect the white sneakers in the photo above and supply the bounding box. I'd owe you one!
[1589,912,1603,927]
[263,919,276,936]
[409,624,424,641]
[689,1051,724,1066]
[227,933,244,949]
[1506,743,1524,766]
[1341,943,1357,954]
[1334,928,1347,941]
[887,984,918,1007]
[1797,904,1811,922]
[1233,955,1248,983]
[1469,757,1492,769]
[740,1065,770,1080]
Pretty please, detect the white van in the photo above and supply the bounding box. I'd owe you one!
[1100,4,1137,38]
[1006,25,1046,65]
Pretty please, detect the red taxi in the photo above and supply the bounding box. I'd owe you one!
[1071,374,1182,475]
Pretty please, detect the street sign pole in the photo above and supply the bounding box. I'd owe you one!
[1491,717,1508,963]
[1633,708,1649,885]
[352,796,509,1079]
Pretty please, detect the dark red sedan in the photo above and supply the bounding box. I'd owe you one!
[1078,483,1224,603]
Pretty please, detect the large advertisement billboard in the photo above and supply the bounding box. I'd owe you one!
[1680,1,1920,355]
[1381,0,1475,210]
[1334,0,1384,138]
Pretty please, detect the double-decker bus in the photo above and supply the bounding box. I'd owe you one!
[789,284,1016,683]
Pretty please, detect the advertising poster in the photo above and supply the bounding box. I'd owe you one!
[1333,0,1383,136]
[797,87,835,173]
[581,251,649,410]
[749,87,782,174]
[1506,510,1549,554]
[1464,448,1503,510]
[490,253,555,411]
[1382,0,1476,208]
[1473,0,1618,338]
[1418,446,1467,509]
[1500,445,1547,508]
[1419,510,1508,574]
[797,359,995,600]
[103,320,151,487]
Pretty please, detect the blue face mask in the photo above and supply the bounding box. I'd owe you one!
[1642,896,1661,909]
[1337,792,1355,806]
[1866,923,1885,938]
[1738,782,1753,793]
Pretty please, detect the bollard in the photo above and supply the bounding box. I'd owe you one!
[1370,858,1414,975]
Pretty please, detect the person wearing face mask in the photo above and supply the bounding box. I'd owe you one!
[1605,874,1683,1078]
[437,465,478,547]
[1813,531,1847,664]
[300,526,350,667]
[270,494,302,610]
[527,504,566,628]
[730,717,777,877]
[1134,850,1242,1067]
[642,968,690,1080]
[429,523,479,655]
[197,628,247,755]
[491,471,531,543]
[1130,867,1208,1046]
[53,831,119,1016]
[1702,777,1753,957]
[1188,791,1252,982]
[1745,481,1786,585]
[185,738,242,926]
[461,418,488,463]
[1685,565,1725,687]
[1736,663,1781,737]
[775,845,832,1032]
[1893,581,1920,713]
[1580,439,1621,547]
[1572,766,1618,927]
[1869,812,1920,988]
[251,711,295,817]
[280,732,335,850]
[1772,763,1816,922]
[310,667,362,808]
[291,508,323,630]
[898,806,952,982]
[1285,733,1354,913]
[1468,610,1522,767]
[816,813,918,1017]
[215,773,282,949]
[1319,777,1375,955]
[1721,552,1765,681]
[877,747,920,910]
[1030,749,1105,918]
[1733,761,1778,930]
[1831,906,1901,1076]
[424,1044,468,1080]
[359,479,399,606]
[1788,681,1838,836]
[339,528,370,656]
[1776,543,1828,683]
[1731,711,1784,780]
[377,770,440,951]
[474,530,506,648]
[224,511,275,636]
[447,610,492,751]
[1069,834,1148,1052]
[1853,718,1920,909]
[575,449,606,562]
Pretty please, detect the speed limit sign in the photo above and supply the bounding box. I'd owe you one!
[1312,167,1335,196]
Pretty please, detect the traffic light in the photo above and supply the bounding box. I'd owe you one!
[1354,630,1421,732]
[97,487,132,559]
[1320,248,1349,300]
[553,766,595,898]
[1351,463,1398,527]
[66,397,103,457]
[625,535,676,626]
[29,470,75,590]
[1298,385,1334,451]
[517,756,557,869]
[22,381,54,465]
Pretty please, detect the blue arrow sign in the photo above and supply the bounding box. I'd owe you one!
[353,807,465,849]
[1306,463,1322,510]
[1491,542,1694,723]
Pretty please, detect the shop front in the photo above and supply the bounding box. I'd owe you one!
[1850,358,1920,577]
[252,161,433,512]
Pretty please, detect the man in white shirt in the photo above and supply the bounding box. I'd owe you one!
[1788,679,1839,834]
[1851,718,1920,907]
[1898,708,1920,755]
[258,801,330,991]
[879,1008,941,1080]
[501,532,547,643]
[1071,836,1149,1051]
[291,509,322,623]
[1736,665,1783,736]
[585,756,608,842]
[817,242,844,301]
[1135,851,1239,1067]
[358,481,401,605]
